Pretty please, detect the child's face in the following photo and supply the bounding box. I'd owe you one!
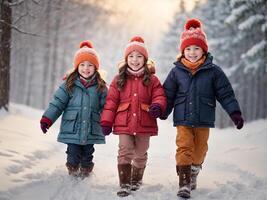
[127,51,145,71]
[184,45,204,63]
[78,61,96,79]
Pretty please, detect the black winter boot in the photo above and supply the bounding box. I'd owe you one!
[177,165,191,199]
[117,164,132,197]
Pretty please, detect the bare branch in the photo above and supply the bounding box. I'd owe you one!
[23,0,35,18]
[8,0,25,6]
[13,12,29,24]
[0,20,43,37]
[31,0,41,5]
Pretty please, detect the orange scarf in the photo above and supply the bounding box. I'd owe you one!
[181,55,206,75]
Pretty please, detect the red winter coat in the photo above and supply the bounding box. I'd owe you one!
[101,74,166,136]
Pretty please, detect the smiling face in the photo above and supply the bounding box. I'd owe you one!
[127,50,145,71]
[184,45,204,63]
[78,61,96,79]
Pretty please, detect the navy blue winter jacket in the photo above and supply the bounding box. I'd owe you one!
[163,53,241,128]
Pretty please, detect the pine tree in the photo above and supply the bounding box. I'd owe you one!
[225,0,267,121]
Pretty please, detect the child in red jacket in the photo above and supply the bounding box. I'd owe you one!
[101,36,166,197]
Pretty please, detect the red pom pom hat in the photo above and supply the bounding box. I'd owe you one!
[180,18,208,53]
[73,40,100,69]
[124,36,148,59]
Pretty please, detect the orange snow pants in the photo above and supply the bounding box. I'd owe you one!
[176,126,210,166]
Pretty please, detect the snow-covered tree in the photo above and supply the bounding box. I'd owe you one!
[225,0,267,122]
[226,0,266,71]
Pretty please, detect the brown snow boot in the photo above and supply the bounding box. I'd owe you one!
[176,165,191,199]
[191,165,201,190]
[66,163,79,177]
[131,166,145,191]
[117,164,132,197]
[80,163,94,178]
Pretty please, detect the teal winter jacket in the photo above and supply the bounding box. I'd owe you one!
[43,77,107,145]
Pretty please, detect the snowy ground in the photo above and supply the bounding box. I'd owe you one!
[0,104,267,200]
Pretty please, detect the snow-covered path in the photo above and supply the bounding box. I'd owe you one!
[0,104,267,200]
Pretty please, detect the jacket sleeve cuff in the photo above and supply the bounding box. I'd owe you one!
[230,110,242,116]
[40,116,53,127]
[100,120,112,127]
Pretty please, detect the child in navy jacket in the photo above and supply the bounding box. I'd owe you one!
[161,19,244,198]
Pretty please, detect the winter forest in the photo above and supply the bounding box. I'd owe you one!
[0,0,267,199]
[1,0,266,128]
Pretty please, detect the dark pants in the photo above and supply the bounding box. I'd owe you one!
[66,143,95,168]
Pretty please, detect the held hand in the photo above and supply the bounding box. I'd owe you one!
[101,126,112,136]
[148,103,162,119]
[40,122,49,133]
[230,112,244,130]
[159,115,168,120]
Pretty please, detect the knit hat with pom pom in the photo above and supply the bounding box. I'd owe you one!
[124,36,148,59]
[180,18,208,53]
[73,40,100,69]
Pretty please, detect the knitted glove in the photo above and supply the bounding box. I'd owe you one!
[101,126,112,136]
[40,117,52,134]
[230,111,244,129]
[148,103,162,119]
[40,122,49,133]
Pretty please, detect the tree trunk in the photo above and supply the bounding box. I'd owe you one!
[42,0,52,108]
[49,0,63,97]
[0,0,11,111]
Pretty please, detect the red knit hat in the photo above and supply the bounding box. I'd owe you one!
[124,36,148,59]
[73,40,100,69]
[180,18,208,53]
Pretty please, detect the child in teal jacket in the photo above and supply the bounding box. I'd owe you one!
[40,40,107,178]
